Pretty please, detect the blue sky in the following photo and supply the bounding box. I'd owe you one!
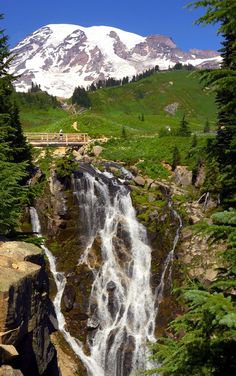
[1,0,220,51]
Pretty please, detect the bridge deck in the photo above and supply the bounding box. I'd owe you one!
[25,132,89,146]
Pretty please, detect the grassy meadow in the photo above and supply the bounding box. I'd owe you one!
[19,69,216,179]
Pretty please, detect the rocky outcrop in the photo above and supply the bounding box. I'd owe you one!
[173,165,193,187]
[178,227,226,284]
[0,241,58,376]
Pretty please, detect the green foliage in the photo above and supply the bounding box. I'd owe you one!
[212,209,236,226]
[0,14,32,234]
[89,70,216,123]
[171,146,181,171]
[121,125,127,138]
[28,81,42,93]
[191,134,198,148]
[101,136,208,179]
[203,118,210,133]
[15,89,60,110]
[72,86,91,108]
[55,149,78,183]
[189,0,236,206]
[149,206,236,375]
[177,114,191,137]
[148,289,236,376]
[0,160,28,234]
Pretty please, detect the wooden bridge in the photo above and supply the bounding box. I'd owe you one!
[25,133,89,147]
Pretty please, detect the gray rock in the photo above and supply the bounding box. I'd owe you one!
[87,318,100,330]
[133,176,146,187]
[62,284,76,312]
[173,166,192,186]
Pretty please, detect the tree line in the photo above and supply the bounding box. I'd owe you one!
[14,82,60,109]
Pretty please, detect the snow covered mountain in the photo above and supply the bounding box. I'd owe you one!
[10,24,221,98]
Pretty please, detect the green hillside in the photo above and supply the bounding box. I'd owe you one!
[90,70,216,120]
[19,70,217,137]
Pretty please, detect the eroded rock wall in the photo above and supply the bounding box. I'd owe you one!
[0,241,59,376]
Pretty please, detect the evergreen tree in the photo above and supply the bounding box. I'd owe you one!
[177,114,191,136]
[148,289,236,376]
[148,3,236,374]
[171,146,181,171]
[191,133,198,148]
[0,14,31,234]
[188,0,236,205]
[71,86,91,108]
[203,118,210,133]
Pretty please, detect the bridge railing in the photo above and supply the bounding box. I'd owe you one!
[25,133,89,145]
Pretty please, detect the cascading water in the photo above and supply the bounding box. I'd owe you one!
[30,164,182,376]
[74,169,156,375]
[29,207,103,376]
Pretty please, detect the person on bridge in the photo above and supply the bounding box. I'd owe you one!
[59,129,63,141]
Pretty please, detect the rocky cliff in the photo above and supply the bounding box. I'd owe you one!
[0,241,59,376]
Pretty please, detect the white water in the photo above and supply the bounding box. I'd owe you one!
[30,168,181,376]
[29,207,103,375]
[74,173,156,375]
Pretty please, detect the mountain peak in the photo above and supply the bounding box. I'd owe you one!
[10,23,221,97]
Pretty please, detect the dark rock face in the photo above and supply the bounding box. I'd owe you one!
[62,284,76,312]
[0,242,59,376]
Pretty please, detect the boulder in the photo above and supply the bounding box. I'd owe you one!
[129,165,138,175]
[92,145,103,157]
[195,165,206,187]
[0,366,23,376]
[133,175,146,187]
[173,166,192,186]
[146,178,154,188]
[0,345,18,362]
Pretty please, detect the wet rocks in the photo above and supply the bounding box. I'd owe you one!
[107,281,116,291]
[62,284,76,312]
[87,318,100,331]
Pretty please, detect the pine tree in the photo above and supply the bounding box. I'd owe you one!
[71,86,91,108]
[148,3,236,374]
[177,114,191,136]
[203,118,210,133]
[191,133,198,148]
[188,0,236,205]
[171,146,181,171]
[0,14,31,234]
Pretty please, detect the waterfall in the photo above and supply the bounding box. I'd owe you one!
[74,171,156,375]
[30,165,181,376]
[29,207,104,376]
